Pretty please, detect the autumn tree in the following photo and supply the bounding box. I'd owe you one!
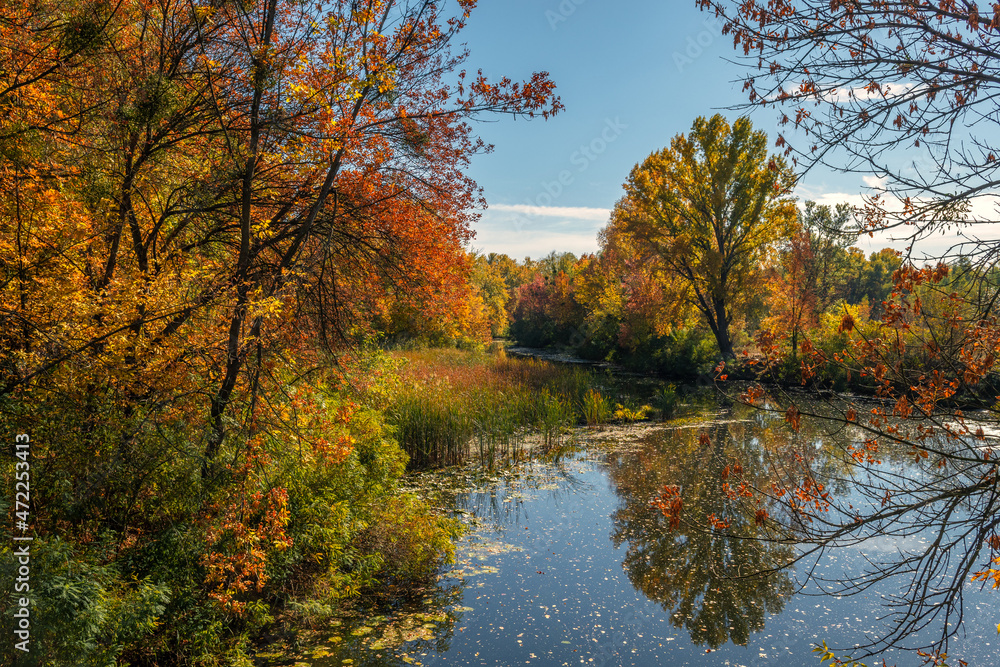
[508,266,586,348]
[663,1,1000,659]
[611,114,797,359]
[764,227,819,361]
[0,0,560,661]
[470,251,533,337]
[574,220,709,370]
[0,0,560,464]
[798,201,856,311]
[763,202,860,360]
[843,247,903,317]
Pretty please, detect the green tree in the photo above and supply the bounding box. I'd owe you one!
[844,248,902,317]
[798,201,856,311]
[612,115,796,358]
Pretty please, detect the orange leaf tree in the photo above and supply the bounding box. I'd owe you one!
[0,0,560,660]
[1,0,560,474]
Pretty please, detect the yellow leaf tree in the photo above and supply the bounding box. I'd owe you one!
[612,114,796,359]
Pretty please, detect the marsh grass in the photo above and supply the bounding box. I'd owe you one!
[652,383,680,419]
[580,388,612,426]
[387,348,601,469]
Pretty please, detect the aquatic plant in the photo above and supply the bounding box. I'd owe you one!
[386,348,600,468]
[580,388,612,426]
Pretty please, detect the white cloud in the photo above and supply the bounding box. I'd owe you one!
[470,205,606,259]
[814,81,921,104]
[862,174,887,190]
[797,184,1000,259]
[487,203,612,221]
[469,225,601,259]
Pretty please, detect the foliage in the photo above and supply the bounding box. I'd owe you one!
[469,252,534,337]
[386,348,597,468]
[764,227,820,361]
[652,384,680,419]
[575,223,698,361]
[0,2,562,662]
[610,114,797,359]
[0,536,169,667]
[580,388,612,426]
[352,494,462,595]
[508,269,586,348]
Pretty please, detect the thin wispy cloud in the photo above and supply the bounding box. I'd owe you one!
[488,204,611,221]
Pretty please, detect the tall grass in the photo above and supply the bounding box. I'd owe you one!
[386,348,598,469]
[580,388,612,426]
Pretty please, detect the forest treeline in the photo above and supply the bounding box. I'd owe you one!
[466,209,903,383]
[458,117,984,392]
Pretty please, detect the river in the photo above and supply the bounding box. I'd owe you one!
[258,401,999,667]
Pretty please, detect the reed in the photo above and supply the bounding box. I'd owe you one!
[387,348,599,469]
[580,388,612,426]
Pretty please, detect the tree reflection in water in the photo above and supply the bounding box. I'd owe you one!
[596,408,872,648]
[607,413,797,648]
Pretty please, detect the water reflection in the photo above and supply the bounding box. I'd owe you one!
[607,417,795,648]
[260,409,999,666]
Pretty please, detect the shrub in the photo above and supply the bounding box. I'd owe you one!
[652,383,680,419]
[0,536,169,667]
[352,494,461,595]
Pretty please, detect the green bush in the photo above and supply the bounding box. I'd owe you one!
[652,383,679,419]
[0,536,169,667]
[352,494,461,595]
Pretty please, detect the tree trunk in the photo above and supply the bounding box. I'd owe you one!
[712,297,735,360]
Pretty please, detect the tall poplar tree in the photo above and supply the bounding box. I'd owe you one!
[611,114,796,358]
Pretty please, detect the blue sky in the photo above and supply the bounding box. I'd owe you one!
[455,0,898,260]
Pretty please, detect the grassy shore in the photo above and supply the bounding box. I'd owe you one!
[383,347,674,469]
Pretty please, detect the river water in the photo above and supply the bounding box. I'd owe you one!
[260,403,999,667]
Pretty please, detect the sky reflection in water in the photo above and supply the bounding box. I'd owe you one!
[271,410,999,667]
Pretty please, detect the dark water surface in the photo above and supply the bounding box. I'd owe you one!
[262,409,999,667]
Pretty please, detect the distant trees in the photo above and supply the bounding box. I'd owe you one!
[470,252,536,338]
[611,114,797,358]
[508,252,586,347]
[764,227,820,362]
[763,203,902,361]
[491,194,908,382]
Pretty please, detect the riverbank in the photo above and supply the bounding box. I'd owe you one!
[256,401,999,667]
